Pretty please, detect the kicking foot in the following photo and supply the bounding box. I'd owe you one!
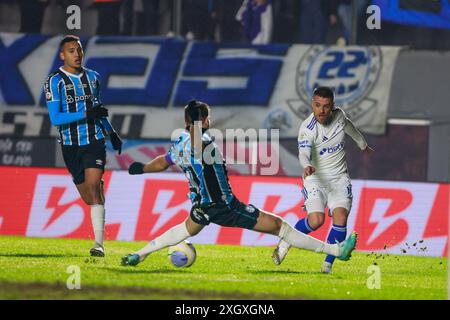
[121,253,141,266]
[272,241,291,265]
[90,246,105,257]
[337,231,358,261]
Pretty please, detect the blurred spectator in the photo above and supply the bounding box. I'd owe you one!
[236,0,273,44]
[182,0,215,41]
[272,0,299,43]
[18,0,49,33]
[93,0,122,35]
[335,0,369,44]
[298,0,338,44]
[210,0,242,42]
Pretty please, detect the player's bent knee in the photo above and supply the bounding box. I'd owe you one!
[308,212,325,229]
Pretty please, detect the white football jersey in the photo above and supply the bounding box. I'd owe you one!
[297,107,367,179]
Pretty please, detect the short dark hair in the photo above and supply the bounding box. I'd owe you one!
[59,35,81,50]
[184,100,210,127]
[313,87,334,102]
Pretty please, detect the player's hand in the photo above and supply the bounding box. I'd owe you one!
[110,132,122,155]
[363,146,374,155]
[86,105,108,119]
[304,166,315,178]
[128,162,145,175]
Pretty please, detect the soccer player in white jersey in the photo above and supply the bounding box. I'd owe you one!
[272,87,374,273]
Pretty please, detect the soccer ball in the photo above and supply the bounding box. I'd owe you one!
[168,240,196,268]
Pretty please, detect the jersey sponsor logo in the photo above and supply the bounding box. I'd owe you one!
[319,141,345,155]
[66,94,93,104]
[298,139,311,149]
[66,95,74,104]
[65,84,74,91]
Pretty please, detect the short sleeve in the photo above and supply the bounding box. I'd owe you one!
[44,74,61,103]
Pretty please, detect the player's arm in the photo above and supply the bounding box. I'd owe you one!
[128,155,171,175]
[45,76,83,125]
[344,116,374,154]
[94,72,123,154]
[298,129,315,177]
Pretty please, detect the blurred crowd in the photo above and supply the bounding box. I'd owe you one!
[1,0,450,49]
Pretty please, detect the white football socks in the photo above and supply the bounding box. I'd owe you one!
[91,204,105,248]
[135,222,191,260]
[279,221,340,257]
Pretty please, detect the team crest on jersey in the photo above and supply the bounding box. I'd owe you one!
[65,84,74,91]
[287,46,382,122]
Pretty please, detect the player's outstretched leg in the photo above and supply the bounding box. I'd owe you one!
[254,211,357,260]
[272,217,316,265]
[121,218,203,266]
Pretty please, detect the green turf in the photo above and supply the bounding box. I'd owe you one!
[0,236,447,300]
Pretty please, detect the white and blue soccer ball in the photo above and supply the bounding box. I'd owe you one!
[168,240,196,268]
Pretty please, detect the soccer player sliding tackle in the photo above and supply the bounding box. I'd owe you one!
[121,100,358,267]
[273,87,374,273]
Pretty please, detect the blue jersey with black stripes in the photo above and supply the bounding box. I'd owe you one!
[44,67,114,146]
[166,130,234,206]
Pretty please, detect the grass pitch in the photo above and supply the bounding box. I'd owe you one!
[0,236,447,300]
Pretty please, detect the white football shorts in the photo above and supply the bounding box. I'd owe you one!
[301,174,353,215]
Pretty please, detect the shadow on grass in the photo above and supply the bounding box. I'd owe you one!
[0,253,83,258]
[104,267,190,275]
[251,269,322,275]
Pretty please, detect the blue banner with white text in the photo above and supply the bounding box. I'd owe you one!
[0,33,400,137]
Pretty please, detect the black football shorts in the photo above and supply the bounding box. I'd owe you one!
[61,139,106,185]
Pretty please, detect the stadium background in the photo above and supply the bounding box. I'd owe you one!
[0,0,449,262]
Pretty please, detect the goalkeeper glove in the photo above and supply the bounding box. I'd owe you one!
[129,162,145,175]
[109,132,122,155]
[86,105,108,119]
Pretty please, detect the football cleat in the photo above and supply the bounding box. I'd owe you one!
[321,261,333,274]
[90,246,105,257]
[337,231,358,261]
[272,240,291,265]
[121,253,141,266]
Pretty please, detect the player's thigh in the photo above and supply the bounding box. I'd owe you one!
[61,144,85,185]
[328,176,353,217]
[252,209,282,235]
[302,179,327,214]
[82,139,106,176]
[185,216,204,236]
[198,199,261,230]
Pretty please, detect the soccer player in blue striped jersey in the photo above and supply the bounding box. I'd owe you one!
[121,100,358,267]
[44,35,123,257]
